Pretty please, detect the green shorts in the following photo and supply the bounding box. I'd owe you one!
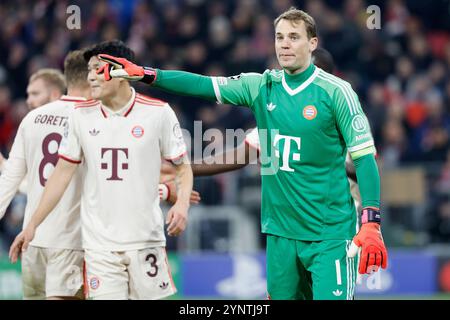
[266,234,357,300]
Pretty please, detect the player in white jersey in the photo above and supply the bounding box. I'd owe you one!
[0,51,90,299]
[0,69,67,194]
[10,40,193,300]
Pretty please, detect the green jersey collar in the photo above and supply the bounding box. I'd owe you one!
[282,63,319,96]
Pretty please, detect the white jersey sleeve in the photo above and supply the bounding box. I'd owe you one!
[17,177,28,194]
[244,127,260,151]
[0,160,28,195]
[0,119,28,218]
[160,105,187,164]
[59,109,83,163]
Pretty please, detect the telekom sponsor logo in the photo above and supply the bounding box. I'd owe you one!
[101,148,129,181]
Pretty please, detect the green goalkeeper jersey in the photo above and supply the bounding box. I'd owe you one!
[211,63,376,241]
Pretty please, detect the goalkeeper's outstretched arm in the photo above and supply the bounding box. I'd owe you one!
[154,70,217,102]
[98,54,217,101]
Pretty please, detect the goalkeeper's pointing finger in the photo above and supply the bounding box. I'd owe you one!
[97,54,126,69]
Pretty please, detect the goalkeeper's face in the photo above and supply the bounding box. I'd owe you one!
[87,56,122,100]
[275,19,318,74]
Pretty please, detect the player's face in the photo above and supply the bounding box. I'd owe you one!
[87,56,122,100]
[26,78,54,110]
[275,19,318,74]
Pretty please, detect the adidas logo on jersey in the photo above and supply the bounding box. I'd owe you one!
[89,128,100,136]
[332,289,343,297]
[266,102,277,111]
[159,281,169,290]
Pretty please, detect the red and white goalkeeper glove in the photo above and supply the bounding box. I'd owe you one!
[97,54,157,84]
[347,207,388,274]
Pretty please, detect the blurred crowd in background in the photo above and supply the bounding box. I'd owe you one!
[0,0,449,252]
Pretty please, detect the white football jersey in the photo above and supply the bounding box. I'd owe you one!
[59,88,187,251]
[0,161,27,194]
[0,95,85,249]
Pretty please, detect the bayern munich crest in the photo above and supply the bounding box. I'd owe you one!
[131,125,144,138]
[89,277,100,290]
[303,105,317,120]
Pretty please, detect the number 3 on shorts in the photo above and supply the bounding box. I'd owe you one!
[145,253,158,277]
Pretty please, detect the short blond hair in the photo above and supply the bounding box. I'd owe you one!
[64,50,88,88]
[29,68,66,94]
[274,7,317,39]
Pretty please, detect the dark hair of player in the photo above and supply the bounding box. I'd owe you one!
[83,40,135,63]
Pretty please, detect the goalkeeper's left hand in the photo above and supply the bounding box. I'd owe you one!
[97,54,157,84]
[347,208,388,274]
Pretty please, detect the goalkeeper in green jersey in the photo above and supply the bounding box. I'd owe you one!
[189,48,362,213]
[97,7,388,300]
